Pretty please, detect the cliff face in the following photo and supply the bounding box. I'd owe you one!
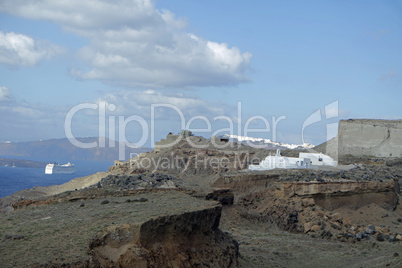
[338,119,402,158]
[215,166,400,210]
[276,180,398,211]
[214,165,401,241]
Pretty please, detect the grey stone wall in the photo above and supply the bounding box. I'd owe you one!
[338,119,402,158]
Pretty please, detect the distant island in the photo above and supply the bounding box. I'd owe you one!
[0,157,47,168]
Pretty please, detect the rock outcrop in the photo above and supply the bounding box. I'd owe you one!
[90,205,238,267]
[0,191,238,267]
[214,165,401,243]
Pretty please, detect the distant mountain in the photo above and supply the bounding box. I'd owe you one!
[224,134,314,150]
[0,137,151,162]
[0,157,47,168]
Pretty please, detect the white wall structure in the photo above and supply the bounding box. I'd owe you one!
[299,153,337,166]
[249,150,337,171]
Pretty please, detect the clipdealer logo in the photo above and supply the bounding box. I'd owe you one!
[64,101,339,161]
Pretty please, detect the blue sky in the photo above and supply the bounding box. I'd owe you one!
[0,0,401,147]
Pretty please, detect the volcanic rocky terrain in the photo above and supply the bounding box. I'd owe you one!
[0,129,401,267]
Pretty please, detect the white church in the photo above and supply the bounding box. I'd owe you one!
[248,150,337,171]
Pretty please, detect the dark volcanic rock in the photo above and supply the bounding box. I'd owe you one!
[98,173,178,190]
[206,189,234,205]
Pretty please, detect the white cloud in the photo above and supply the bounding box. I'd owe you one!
[0,96,47,119]
[0,90,67,140]
[97,90,226,119]
[95,90,238,144]
[0,86,13,102]
[0,31,63,67]
[0,0,252,88]
[0,87,235,142]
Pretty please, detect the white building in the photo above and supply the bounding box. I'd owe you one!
[299,152,337,166]
[248,150,337,171]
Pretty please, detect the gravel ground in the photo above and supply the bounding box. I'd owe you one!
[0,190,218,267]
[220,206,402,268]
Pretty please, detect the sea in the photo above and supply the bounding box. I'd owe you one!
[0,160,113,198]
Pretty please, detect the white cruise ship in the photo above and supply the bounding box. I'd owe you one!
[45,162,76,174]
